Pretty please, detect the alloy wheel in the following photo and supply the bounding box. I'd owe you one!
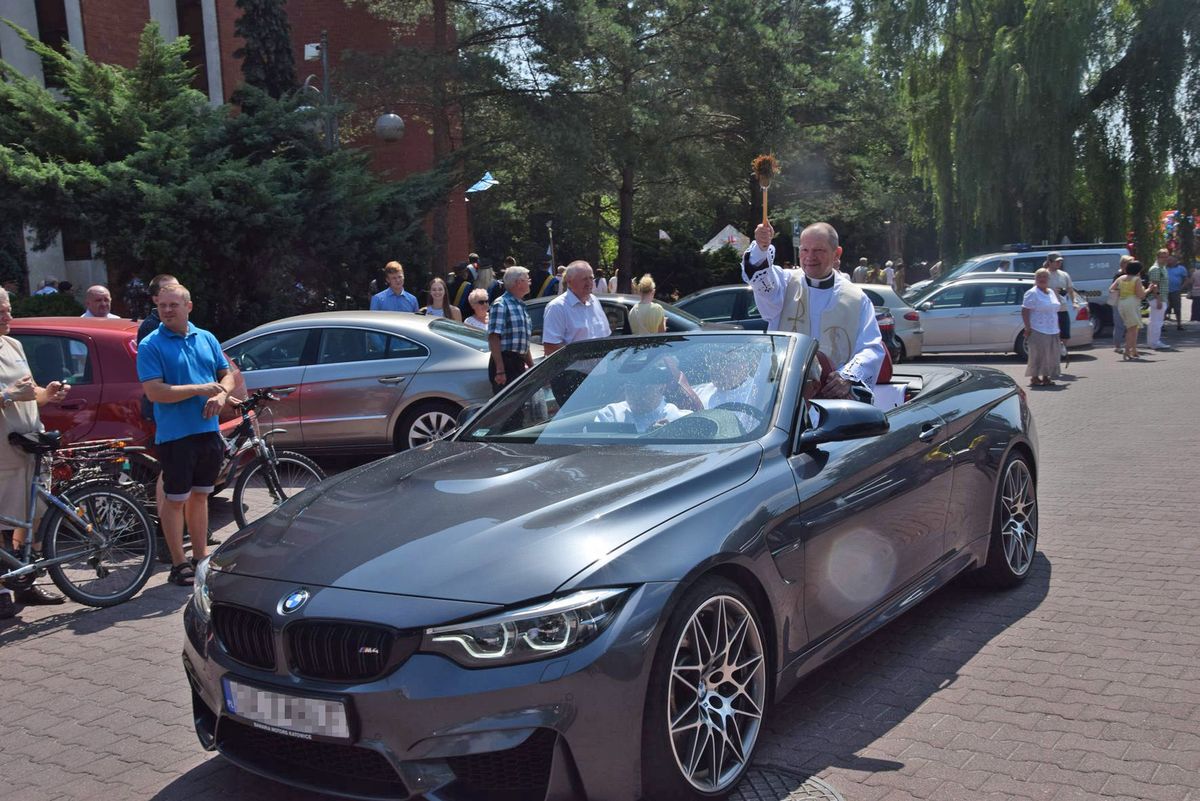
[408,410,457,447]
[999,459,1037,575]
[667,594,766,793]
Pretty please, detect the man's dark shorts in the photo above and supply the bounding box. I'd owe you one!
[158,432,224,501]
[1057,309,1071,340]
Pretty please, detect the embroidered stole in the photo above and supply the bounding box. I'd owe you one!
[777,275,864,369]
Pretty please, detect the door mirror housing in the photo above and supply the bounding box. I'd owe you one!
[456,403,485,430]
[798,399,889,449]
[919,301,934,312]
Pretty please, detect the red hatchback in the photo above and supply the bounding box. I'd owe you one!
[8,318,152,447]
[8,317,244,449]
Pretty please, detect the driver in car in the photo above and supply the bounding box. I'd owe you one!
[593,360,690,433]
[693,345,763,430]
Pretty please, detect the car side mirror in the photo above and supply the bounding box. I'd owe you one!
[798,399,889,449]
[456,404,484,430]
[919,302,933,311]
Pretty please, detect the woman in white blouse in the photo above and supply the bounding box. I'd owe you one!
[1021,268,1062,386]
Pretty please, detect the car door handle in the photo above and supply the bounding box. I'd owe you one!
[58,399,86,410]
[955,313,970,318]
[378,376,407,385]
[269,386,296,396]
[918,423,943,442]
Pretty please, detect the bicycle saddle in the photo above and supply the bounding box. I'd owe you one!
[8,431,62,454]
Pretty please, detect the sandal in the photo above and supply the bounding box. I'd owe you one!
[168,561,196,586]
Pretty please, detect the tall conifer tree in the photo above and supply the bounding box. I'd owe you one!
[234,0,297,99]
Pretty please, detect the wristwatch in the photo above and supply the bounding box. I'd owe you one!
[1,390,12,409]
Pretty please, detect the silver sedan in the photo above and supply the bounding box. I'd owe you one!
[223,312,538,454]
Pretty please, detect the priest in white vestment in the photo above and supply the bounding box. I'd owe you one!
[743,222,885,400]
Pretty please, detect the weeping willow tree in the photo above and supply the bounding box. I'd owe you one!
[870,0,1200,261]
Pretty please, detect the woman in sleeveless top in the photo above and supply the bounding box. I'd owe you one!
[628,274,667,335]
[1109,260,1151,360]
[421,277,462,322]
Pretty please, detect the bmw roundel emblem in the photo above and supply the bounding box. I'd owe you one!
[279,589,310,615]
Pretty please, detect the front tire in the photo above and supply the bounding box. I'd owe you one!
[232,451,325,529]
[642,577,768,800]
[975,452,1038,588]
[41,483,155,607]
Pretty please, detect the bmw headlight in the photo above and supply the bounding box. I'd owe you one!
[192,556,213,621]
[423,588,627,667]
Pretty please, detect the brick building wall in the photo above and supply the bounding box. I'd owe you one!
[217,0,471,266]
[78,0,149,68]
[69,0,469,273]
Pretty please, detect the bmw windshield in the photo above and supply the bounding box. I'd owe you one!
[460,335,791,445]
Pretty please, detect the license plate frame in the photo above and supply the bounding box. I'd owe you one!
[222,676,354,743]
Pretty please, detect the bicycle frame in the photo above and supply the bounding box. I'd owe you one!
[218,402,287,488]
[0,451,109,582]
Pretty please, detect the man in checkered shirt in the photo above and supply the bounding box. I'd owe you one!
[487,266,534,394]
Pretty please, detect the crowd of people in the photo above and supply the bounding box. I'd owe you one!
[3,226,1198,616]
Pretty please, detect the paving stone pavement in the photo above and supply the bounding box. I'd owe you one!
[2,320,1199,801]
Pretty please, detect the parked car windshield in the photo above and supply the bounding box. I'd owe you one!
[429,318,490,352]
[460,334,790,445]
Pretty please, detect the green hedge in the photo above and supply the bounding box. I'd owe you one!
[11,293,85,318]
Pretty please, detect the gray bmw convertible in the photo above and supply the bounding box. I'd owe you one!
[183,331,1038,801]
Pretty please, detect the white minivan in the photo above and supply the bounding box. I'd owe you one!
[906,244,1129,334]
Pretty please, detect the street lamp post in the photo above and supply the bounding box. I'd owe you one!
[303,30,404,150]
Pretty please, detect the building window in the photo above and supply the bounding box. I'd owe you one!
[176,0,210,96]
[34,0,70,88]
[60,222,92,261]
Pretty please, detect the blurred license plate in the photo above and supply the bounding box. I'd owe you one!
[222,677,350,741]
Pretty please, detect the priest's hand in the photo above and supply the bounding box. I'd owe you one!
[817,371,853,400]
[754,223,774,250]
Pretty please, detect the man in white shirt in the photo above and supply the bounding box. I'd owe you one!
[883,260,895,288]
[1044,252,1075,356]
[693,345,764,431]
[80,285,120,318]
[593,360,688,433]
[542,261,612,355]
[852,258,869,283]
[744,222,885,400]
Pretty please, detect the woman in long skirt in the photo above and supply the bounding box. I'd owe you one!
[1022,268,1062,386]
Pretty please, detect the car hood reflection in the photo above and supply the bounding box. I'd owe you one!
[214,441,762,604]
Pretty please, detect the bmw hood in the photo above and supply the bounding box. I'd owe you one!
[213,440,762,605]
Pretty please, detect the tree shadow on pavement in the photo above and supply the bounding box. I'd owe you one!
[0,577,191,645]
[754,552,1052,784]
[151,756,338,801]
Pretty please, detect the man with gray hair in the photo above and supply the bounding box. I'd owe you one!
[541,260,612,356]
[81,285,120,318]
[744,221,885,400]
[487,266,534,394]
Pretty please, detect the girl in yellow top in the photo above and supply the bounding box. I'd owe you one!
[628,274,667,334]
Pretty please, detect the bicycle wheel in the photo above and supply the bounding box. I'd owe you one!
[40,482,156,607]
[232,451,326,529]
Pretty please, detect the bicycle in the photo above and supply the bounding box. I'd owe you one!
[40,389,325,537]
[1,431,156,607]
[222,388,326,528]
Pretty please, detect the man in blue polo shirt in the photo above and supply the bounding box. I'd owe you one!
[138,283,235,586]
[369,261,420,312]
